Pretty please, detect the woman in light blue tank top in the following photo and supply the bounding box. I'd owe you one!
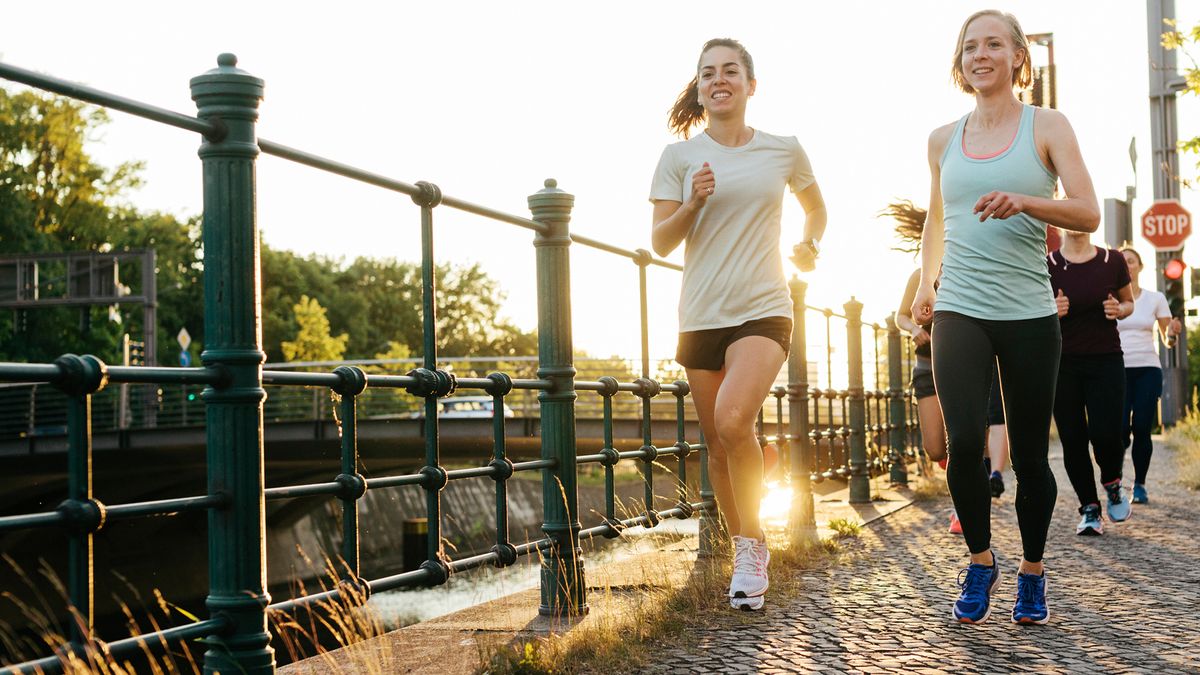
[909,9,1101,627]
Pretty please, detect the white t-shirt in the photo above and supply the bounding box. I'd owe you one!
[1117,289,1171,369]
[649,130,815,332]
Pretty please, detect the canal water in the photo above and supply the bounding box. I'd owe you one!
[367,518,698,628]
[274,467,702,629]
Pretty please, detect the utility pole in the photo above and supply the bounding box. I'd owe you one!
[1148,0,1190,424]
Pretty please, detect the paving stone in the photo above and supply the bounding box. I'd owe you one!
[642,441,1199,674]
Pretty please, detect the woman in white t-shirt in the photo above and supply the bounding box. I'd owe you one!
[650,38,827,612]
[1116,247,1182,504]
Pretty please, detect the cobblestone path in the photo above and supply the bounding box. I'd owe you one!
[649,442,1199,674]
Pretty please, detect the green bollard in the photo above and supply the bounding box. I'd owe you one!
[787,278,818,546]
[845,297,871,504]
[528,179,586,617]
[191,53,274,674]
[886,317,909,486]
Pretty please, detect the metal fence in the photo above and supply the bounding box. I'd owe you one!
[0,55,920,674]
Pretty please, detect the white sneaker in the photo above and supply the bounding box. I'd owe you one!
[729,535,770,611]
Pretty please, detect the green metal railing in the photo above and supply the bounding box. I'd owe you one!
[0,357,702,437]
[0,55,919,674]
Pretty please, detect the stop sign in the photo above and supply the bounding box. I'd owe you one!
[1142,200,1192,251]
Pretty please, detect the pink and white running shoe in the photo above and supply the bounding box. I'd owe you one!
[729,535,770,611]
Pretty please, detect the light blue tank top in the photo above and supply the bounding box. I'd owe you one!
[936,104,1058,320]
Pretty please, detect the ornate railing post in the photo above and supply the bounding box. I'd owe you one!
[845,297,870,503]
[787,278,817,546]
[191,54,274,674]
[528,179,586,617]
[886,317,908,486]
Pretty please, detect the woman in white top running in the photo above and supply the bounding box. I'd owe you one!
[1116,247,1182,504]
[650,38,827,612]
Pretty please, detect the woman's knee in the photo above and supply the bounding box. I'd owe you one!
[945,427,986,459]
[922,433,947,461]
[1009,453,1052,482]
[713,404,757,450]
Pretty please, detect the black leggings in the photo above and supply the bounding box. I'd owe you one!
[1054,353,1126,506]
[932,311,1060,563]
[1123,367,1163,485]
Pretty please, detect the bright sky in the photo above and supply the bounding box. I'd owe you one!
[2,1,1198,361]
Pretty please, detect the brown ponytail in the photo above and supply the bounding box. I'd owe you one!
[668,77,705,139]
[881,200,928,254]
[667,38,755,139]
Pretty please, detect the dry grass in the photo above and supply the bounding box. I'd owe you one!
[0,556,203,674]
[480,531,844,675]
[910,469,950,502]
[268,555,394,674]
[0,551,394,675]
[1164,408,1200,490]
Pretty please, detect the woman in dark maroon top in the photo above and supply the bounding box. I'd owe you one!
[1047,230,1134,536]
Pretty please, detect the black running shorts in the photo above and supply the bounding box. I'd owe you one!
[676,316,792,371]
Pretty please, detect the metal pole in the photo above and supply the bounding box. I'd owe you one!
[191,53,274,674]
[886,317,907,486]
[143,249,158,427]
[333,366,368,584]
[528,179,586,617]
[1148,0,1189,425]
[845,298,870,503]
[787,278,817,546]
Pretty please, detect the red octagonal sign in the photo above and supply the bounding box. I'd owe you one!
[1142,200,1192,251]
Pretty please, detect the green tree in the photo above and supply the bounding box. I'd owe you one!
[0,88,534,367]
[261,250,537,363]
[281,295,349,362]
[372,341,412,366]
[0,89,142,255]
[261,245,346,362]
[1164,20,1200,184]
[0,88,199,364]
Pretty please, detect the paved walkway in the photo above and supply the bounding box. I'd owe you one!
[649,441,1199,674]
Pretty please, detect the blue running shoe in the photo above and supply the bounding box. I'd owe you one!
[989,471,1005,499]
[1104,480,1131,522]
[953,557,1001,624]
[1012,571,1049,625]
[1132,483,1149,504]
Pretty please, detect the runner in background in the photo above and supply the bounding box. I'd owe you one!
[1115,247,1181,504]
[1048,233,1135,536]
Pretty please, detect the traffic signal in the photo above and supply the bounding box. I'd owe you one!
[1191,266,1200,298]
[127,339,145,366]
[1164,258,1187,318]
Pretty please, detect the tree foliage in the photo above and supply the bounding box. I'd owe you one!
[1,87,536,366]
[280,295,348,362]
[0,88,198,364]
[261,253,537,363]
[1164,20,1200,183]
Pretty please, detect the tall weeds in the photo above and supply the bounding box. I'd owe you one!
[1165,407,1200,490]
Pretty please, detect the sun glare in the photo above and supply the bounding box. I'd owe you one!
[759,480,794,529]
